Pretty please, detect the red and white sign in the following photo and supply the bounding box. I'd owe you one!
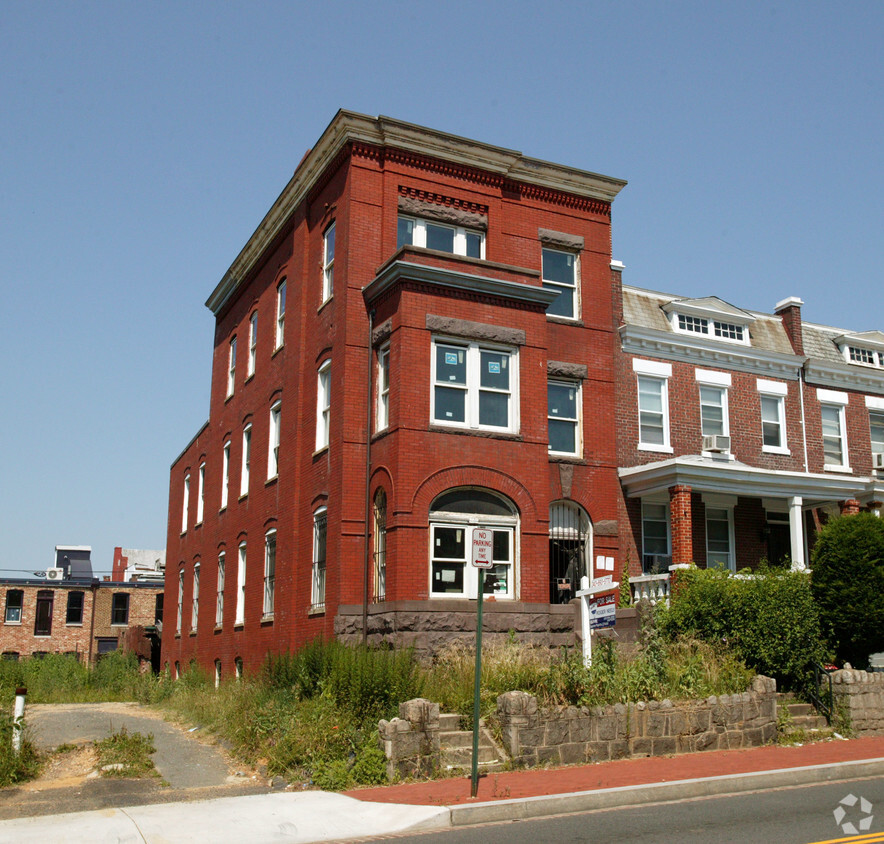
[471,528,493,568]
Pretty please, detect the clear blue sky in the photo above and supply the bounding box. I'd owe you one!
[2,2,882,576]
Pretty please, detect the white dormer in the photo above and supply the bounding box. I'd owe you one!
[835,330,884,369]
[661,297,755,346]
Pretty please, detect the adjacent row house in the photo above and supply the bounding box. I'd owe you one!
[164,111,883,676]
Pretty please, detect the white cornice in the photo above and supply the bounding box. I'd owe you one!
[206,110,627,316]
[619,325,802,380]
[804,360,884,395]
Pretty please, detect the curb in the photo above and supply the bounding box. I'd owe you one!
[434,757,884,828]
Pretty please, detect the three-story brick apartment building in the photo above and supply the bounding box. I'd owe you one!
[615,284,884,602]
[164,112,628,675]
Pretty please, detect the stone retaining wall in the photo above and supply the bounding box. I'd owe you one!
[831,669,884,734]
[378,698,441,780]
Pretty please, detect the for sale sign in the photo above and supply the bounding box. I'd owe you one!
[589,593,616,630]
[471,528,493,568]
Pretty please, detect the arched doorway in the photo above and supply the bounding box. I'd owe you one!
[549,501,592,603]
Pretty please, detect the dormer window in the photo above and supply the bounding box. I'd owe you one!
[836,331,884,369]
[663,297,753,346]
[848,346,882,367]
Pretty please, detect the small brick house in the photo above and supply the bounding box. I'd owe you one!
[163,111,628,676]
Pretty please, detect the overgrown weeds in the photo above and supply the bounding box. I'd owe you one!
[0,714,40,787]
[94,727,157,778]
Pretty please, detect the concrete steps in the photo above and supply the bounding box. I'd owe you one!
[777,694,831,739]
[439,713,508,772]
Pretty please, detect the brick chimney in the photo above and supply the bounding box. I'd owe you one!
[775,296,804,355]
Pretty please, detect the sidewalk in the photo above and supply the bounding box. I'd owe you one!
[0,736,883,843]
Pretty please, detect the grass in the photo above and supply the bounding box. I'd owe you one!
[94,727,158,778]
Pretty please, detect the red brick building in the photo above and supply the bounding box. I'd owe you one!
[616,284,884,601]
[163,112,628,675]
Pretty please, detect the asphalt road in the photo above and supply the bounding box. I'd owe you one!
[380,776,884,844]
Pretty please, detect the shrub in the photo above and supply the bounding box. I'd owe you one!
[811,512,884,668]
[658,565,825,692]
[0,714,40,786]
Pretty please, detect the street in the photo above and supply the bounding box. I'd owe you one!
[375,776,884,844]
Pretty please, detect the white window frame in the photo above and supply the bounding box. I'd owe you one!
[216,552,225,627]
[221,441,230,509]
[263,529,276,618]
[235,541,246,626]
[670,312,750,345]
[311,507,327,611]
[819,389,850,472]
[322,222,335,303]
[705,505,735,572]
[431,338,518,433]
[196,462,205,525]
[756,379,789,454]
[227,337,236,398]
[181,473,190,534]
[634,359,672,453]
[867,398,884,464]
[373,489,387,602]
[191,562,200,631]
[240,425,251,497]
[699,385,728,438]
[377,345,390,432]
[248,311,258,377]
[275,280,286,350]
[397,215,485,259]
[641,500,671,574]
[176,568,184,635]
[268,401,281,479]
[542,247,579,320]
[316,361,331,451]
[429,519,516,600]
[547,379,582,456]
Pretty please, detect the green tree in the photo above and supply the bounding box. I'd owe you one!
[811,512,884,669]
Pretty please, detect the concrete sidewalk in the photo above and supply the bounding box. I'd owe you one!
[1,736,883,843]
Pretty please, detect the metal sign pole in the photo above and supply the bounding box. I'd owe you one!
[471,567,485,798]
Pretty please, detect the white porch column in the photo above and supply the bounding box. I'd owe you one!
[789,496,806,571]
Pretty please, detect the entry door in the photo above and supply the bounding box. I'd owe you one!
[34,592,53,636]
[767,523,791,567]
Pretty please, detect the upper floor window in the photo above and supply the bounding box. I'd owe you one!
[377,346,390,432]
[819,389,850,471]
[181,473,190,534]
[227,337,237,398]
[699,385,728,438]
[191,563,200,631]
[275,281,286,349]
[664,298,753,346]
[757,379,788,453]
[240,424,252,497]
[870,411,884,460]
[196,463,205,525]
[248,311,258,377]
[216,552,225,626]
[263,530,276,617]
[322,223,335,303]
[111,593,129,626]
[397,216,484,259]
[4,590,23,624]
[235,542,246,626]
[316,361,331,450]
[432,340,517,433]
[548,380,581,455]
[268,401,281,480]
[176,569,184,635]
[542,249,578,319]
[35,591,53,636]
[221,441,230,509]
[634,359,672,453]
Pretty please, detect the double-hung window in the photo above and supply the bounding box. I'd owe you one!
[634,359,672,452]
[216,552,225,626]
[191,563,199,631]
[542,248,578,319]
[181,473,190,533]
[699,386,727,437]
[240,425,251,497]
[705,507,735,571]
[757,379,788,453]
[377,346,390,432]
[870,409,884,467]
[221,441,230,509]
[196,463,205,524]
[322,223,335,303]
[311,508,327,611]
[248,311,258,377]
[275,281,286,349]
[263,530,276,617]
[235,542,246,626]
[819,390,850,471]
[397,215,484,259]
[548,380,581,455]
[432,340,517,432]
[176,569,183,635]
[268,402,281,479]
[111,593,129,626]
[227,337,236,398]
[316,361,331,450]
[66,591,84,625]
[4,590,23,624]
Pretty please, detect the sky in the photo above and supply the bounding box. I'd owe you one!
[1,1,882,576]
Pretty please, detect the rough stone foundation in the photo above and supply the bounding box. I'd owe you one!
[831,669,884,734]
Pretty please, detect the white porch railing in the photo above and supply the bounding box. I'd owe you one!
[630,573,671,606]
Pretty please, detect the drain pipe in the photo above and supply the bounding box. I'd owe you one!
[362,309,376,645]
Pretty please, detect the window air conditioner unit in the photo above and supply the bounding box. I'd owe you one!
[875,453,884,470]
[45,568,64,581]
[703,435,731,453]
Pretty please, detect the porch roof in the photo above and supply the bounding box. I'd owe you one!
[619,454,884,506]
